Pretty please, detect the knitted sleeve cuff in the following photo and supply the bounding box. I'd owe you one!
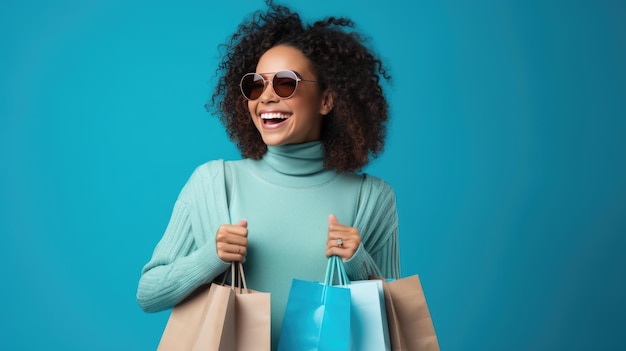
[343,243,383,281]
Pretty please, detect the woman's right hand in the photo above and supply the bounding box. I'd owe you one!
[215,219,248,262]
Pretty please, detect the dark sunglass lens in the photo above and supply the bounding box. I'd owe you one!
[241,74,264,100]
[273,71,298,98]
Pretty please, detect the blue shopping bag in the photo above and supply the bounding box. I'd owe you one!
[326,257,390,351]
[348,278,391,351]
[278,256,351,351]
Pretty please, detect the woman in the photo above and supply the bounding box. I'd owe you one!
[137,2,400,348]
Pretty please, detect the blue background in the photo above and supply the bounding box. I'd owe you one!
[1,0,624,350]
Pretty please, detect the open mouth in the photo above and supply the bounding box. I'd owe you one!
[260,112,291,125]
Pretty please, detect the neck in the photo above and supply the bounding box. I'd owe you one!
[246,141,338,187]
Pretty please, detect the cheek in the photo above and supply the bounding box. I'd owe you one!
[247,101,254,115]
[247,101,262,129]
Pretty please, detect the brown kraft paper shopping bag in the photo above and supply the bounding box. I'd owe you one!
[382,275,440,351]
[157,282,235,351]
[157,262,270,351]
[234,284,271,350]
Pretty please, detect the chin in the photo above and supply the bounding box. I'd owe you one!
[261,137,287,146]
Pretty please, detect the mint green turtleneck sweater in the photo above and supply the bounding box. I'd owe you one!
[137,141,400,348]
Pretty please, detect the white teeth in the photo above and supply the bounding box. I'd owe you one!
[260,112,290,119]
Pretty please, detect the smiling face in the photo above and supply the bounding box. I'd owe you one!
[247,45,333,146]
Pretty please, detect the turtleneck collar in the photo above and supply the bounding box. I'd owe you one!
[246,141,338,187]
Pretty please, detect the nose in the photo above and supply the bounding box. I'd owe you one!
[258,78,279,103]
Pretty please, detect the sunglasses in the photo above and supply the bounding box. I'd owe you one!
[239,70,318,101]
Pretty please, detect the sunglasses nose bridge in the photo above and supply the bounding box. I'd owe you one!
[257,78,279,100]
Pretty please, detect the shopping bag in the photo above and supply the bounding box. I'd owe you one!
[382,275,440,351]
[157,282,235,351]
[348,278,391,351]
[157,262,270,351]
[277,255,352,351]
[230,262,271,350]
[321,256,391,351]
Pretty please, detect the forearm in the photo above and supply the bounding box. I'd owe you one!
[137,243,229,312]
[136,202,229,312]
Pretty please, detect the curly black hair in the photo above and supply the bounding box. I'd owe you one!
[208,1,391,172]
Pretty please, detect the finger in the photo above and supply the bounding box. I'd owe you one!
[325,246,354,260]
[328,214,352,239]
[329,226,360,240]
[328,232,357,246]
[217,231,248,247]
[217,237,248,252]
[236,218,248,228]
[217,243,247,261]
[326,247,339,258]
[327,241,355,258]
[230,243,247,256]
[328,222,353,234]
[328,214,339,226]
[220,253,247,263]
[217,225,248,239]
[227,235,248,247]
[229,225,249,236]
[327,236,344,247]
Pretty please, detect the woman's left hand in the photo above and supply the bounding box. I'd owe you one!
[326,214,361,260]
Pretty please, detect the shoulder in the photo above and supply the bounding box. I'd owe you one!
[361,173,395,197]
[186,159,248,180]
[333,172,395,200]
[191,159,226,177]
[177,160,227,200]
[181,159,250,192]
[354,173,398,235]
[357,173,397,216]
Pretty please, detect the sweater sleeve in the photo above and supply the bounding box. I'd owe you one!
[136,161,231,313]
[343,175,400,281]
[136,201,229,313]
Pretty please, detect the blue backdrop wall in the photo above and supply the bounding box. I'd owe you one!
[1,0,624,350]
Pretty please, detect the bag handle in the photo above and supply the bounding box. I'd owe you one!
[337,256,350,285]
[218,262,250,293]
[324,255,351,286]
[231,262,249,293]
